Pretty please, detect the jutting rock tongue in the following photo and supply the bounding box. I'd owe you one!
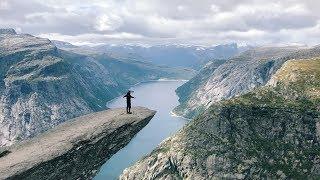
[0,107,156,180]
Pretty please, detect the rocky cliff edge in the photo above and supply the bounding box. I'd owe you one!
[0,106,156,179]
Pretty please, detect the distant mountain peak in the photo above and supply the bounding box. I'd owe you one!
[0,28,17,35]
[51,40,78,49]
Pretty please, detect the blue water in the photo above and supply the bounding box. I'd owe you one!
[94,80,188,180]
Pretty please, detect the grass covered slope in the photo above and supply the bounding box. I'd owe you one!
[267,58,320,100]
[120,58,320,179]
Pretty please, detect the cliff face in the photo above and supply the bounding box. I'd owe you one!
[120,58,320,179]
[0,107,156,180]
[0,30,122,146]
[173,46,319,119]
[0,29,192,146]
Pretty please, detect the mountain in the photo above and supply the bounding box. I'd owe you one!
[98,43,246,70]
[0,29,193,146]
[120,57,320,179]
[173,46,312,118]
[51,40,78,49]
[0,28,16,35]
[54,42,249,70]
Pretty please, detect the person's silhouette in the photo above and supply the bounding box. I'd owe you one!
[123,91,134,114]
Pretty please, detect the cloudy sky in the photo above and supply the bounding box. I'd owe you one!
[1,0,320,46]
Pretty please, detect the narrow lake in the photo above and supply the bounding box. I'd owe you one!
[94,80,189,180]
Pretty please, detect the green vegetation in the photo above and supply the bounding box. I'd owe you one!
[159,58,320,178]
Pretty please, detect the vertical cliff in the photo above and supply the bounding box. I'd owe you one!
[0,30,122,146]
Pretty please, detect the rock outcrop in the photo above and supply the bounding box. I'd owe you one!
[0,107,155,180]
[120,58,320,179]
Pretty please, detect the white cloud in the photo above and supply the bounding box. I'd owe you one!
[1,0,320,46]
[96,14,123,31]
[210,4,220,13]
[39,32,145,46]
[0,0,9,9]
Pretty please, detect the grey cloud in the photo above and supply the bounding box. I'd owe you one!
[0,0,54,21]
[23,12,97,35]
[1,0,320,45]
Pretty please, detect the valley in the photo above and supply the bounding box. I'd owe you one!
[94,80,189,179]
[1,27,320,180]
[2,1,320,179]
[0,29,193,146]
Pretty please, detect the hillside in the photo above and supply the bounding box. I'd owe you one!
[120,58,320,179]
[173,46,316,119]
[0,29,192,146]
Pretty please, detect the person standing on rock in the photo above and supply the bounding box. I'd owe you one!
[123,91,134,114]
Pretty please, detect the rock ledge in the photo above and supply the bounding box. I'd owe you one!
[0,107,155,179]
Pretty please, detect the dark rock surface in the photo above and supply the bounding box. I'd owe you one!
[0,107,155,180]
